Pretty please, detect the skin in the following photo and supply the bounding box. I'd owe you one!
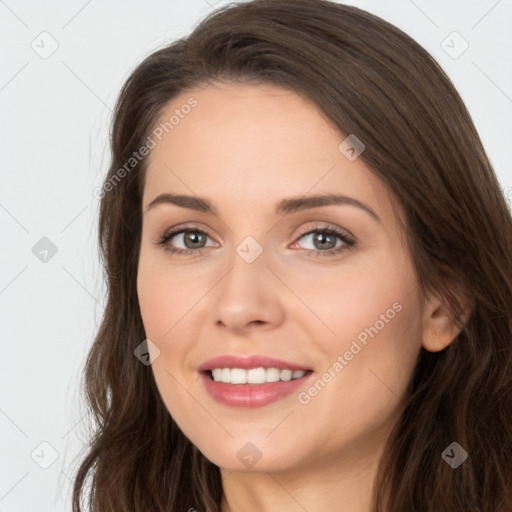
[137,82,462,512]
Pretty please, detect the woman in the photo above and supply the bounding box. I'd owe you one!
[73,0,512,510]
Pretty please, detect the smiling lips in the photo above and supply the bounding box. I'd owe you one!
[198,354,313,408]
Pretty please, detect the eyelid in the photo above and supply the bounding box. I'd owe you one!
[159,222,218,240]
[159,221,354,242]
[294,222,355,243]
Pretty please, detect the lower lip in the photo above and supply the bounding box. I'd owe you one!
[199,371,312,408]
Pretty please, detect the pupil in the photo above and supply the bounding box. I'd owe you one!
[185,231,204,248]
[315,233,335,249]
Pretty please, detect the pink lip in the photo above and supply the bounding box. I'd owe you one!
[199,371,312,408]
[198,354,311,372]
[197,354,313,408]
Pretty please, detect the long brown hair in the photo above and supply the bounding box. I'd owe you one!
[72,1,512,510]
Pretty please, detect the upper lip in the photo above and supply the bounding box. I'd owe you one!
[198,355,312,372]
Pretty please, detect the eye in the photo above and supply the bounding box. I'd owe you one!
[156,227,216,256]
[292,224,355,257]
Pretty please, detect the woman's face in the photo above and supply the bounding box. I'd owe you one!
[137,82,426,473]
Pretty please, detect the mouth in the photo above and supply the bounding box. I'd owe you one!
[198,363,313,407]
[197,354,313,407]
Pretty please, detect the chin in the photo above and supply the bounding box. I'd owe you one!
[192,437,302,473]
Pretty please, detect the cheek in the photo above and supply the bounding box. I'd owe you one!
[305,248,423,396]
[295,293,422,453]
[137,251,202,340]
[137,265,170,339]
[136,257,203,430]
[290,247,418,344]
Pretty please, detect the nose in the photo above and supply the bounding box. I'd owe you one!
[211,245,285,334]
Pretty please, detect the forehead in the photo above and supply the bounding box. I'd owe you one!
[143,81,394,221]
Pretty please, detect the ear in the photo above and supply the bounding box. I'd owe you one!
[421,292,472,352]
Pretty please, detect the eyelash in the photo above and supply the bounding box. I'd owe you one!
[156,224,355,258]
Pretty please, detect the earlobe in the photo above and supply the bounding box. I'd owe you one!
[421,295,471,353]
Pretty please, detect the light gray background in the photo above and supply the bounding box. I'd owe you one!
[1,0,511,510]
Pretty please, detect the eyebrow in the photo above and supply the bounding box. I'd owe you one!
[145,192,380,222]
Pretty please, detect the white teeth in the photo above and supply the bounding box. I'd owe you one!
[221,368,230,383]
[230,368,247,384]
[247,367,266,384]
[266,368,280,382]
[280,369,292,381]
[210,367,308,384]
